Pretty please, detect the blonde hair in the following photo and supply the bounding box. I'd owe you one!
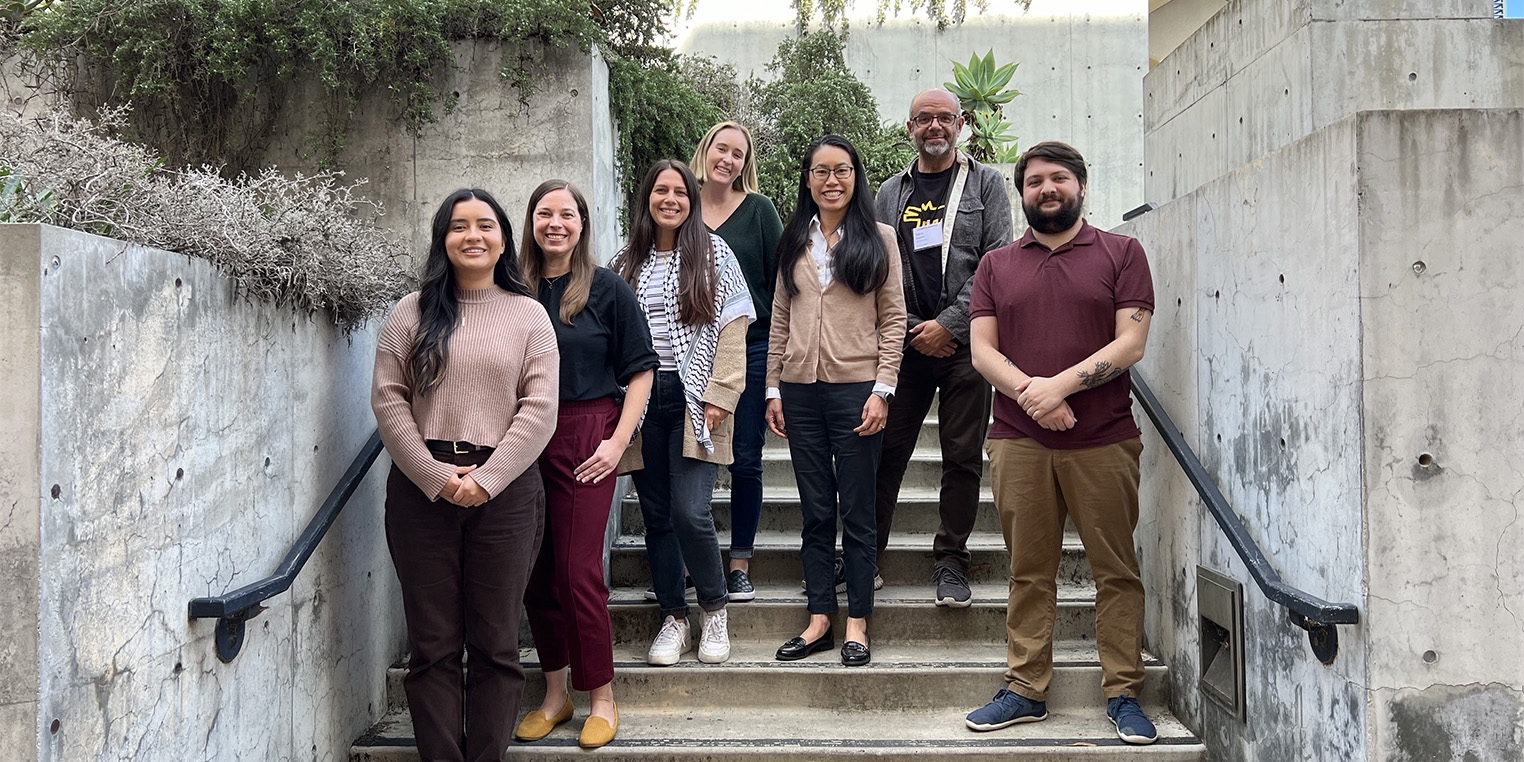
[690,121,759,194]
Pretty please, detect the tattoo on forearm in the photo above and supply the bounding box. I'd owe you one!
[1076,360,1124,389]
[1003,357,1015,368]
[1130,309,1151,323]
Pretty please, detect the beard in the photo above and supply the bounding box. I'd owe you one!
[1023,191,1084,234]
[916,136,953,159]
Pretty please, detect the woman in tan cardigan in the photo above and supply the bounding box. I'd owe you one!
[765,135,907,666]
[611,159,754,669]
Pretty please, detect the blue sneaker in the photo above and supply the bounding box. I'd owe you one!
[965,688,1048,731]
[1107,696,1158,745]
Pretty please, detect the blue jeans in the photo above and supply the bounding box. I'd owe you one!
[631,371,727,618]
[725,340,768,560]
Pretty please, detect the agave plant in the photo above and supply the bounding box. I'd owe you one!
[946,50,1022,163]
[944,49,1020,118]
[965,110,1019,165]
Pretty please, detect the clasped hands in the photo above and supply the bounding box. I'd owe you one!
[1016,376,1077,432]
[441,465,489,507]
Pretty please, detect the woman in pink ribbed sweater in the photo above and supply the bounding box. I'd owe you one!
[371,188,559,762]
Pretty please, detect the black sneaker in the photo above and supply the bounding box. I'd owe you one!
[644,575,696,602]
[726,568,756,602]
[933,567,972,608]
[834,556,847,593]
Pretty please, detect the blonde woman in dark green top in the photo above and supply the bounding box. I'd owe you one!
[692,120,784,601]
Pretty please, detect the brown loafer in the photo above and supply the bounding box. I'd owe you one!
[579,703,619,749]
[514,699,573,741]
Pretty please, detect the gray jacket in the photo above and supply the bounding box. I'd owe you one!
[874,151,1012,344]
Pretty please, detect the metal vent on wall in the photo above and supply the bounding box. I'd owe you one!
[1198,565,1245,721]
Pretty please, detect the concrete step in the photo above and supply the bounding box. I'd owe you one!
[620,486,1003,536]
[757,449,985,490]
[354,703,1205,761]
[760,414,950,453]
[609,531,1093,589]
[383,642,1169,713]
[604,583,1100,647]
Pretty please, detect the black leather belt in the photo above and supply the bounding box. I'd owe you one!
[425,439,494,455]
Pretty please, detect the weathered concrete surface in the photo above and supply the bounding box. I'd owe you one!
[673,0,1149,230]
[1356,108,1524,762]
[0,224,42,762]
[1120,114,1369,762]
[0,224,403,762]
[1117,107,1524,761]
[256,40,620,266]
[1143,0,1522,203]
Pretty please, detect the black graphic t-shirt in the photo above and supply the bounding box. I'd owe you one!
[897,164,956,319]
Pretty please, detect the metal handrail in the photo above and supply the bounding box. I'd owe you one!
[188,429,386,663]
[1130,372,1359,664]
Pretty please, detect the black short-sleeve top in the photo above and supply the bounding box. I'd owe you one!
[538,266,660,402]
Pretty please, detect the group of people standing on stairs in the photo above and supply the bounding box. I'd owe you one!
[368,85,1160,762]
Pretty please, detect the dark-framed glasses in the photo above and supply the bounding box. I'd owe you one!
[809,165,854,181]
[911,113,960,127]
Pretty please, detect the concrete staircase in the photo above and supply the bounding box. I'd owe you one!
[352,416,1205,760]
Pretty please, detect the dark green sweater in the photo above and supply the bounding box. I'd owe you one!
[712,192,784,344]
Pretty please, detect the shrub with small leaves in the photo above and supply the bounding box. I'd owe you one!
[0,106,411,330]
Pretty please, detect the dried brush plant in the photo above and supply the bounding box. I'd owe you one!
[0,105,411,330]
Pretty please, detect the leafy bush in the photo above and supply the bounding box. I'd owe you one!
[748,32,913,220]
[944,49,1022,163]
[0,107,410,329]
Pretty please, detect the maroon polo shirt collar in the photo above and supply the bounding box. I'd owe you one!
[1016,219,1097,254]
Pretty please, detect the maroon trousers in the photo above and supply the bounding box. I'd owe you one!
[385,452,544,762]
[524,398,620,691]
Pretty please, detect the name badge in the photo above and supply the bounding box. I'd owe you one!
[912,221,944,251]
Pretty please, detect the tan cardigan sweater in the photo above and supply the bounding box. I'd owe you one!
[767,222,907,389]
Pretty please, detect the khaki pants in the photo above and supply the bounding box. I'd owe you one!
[987,436,1145,702]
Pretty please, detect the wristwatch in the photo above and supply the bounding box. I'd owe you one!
[872,390,895,404]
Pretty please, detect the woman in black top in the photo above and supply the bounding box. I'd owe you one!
[515,180,658,749]
[692,120,784,600]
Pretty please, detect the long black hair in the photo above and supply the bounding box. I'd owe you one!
[777,134,889,298]
[614,159,717,326]
[409,188,529,396]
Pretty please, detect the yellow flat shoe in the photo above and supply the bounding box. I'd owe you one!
[578,704,619,749]
[514,699,574,742]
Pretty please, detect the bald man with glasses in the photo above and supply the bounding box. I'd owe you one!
[874,88,1013,609]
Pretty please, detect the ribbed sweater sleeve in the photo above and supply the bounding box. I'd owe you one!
[469,323,558,497]
[371,293,457,500]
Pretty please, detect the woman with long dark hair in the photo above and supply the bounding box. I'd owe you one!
[765,135,906,667]
[371,188,558,762]
[611,159,754,667]
[691,120,784,601]
[515,180,657,749]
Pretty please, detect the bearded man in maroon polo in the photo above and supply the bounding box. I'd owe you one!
[963,141,1159,746]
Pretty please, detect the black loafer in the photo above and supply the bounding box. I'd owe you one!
[841,640,871,667]
[776,628,835,661]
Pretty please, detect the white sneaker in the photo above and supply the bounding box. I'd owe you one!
[647,615,690,666]
[697,608,731,663]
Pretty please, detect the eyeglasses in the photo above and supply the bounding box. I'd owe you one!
[910,113,960,127]
[809,166,854,181]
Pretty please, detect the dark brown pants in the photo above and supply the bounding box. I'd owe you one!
[386,453,544,762]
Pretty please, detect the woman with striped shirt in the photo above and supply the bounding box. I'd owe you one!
[610,159,755,668]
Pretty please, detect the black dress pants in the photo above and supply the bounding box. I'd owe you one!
[781,380,880,619]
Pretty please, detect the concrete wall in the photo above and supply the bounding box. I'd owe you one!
[1117,107,1524,761]
[0,224,403,762]
[1143,0,1519,204]
[256,39,621,267]
[672,0,1149,230]
[1118,114,1370,762]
